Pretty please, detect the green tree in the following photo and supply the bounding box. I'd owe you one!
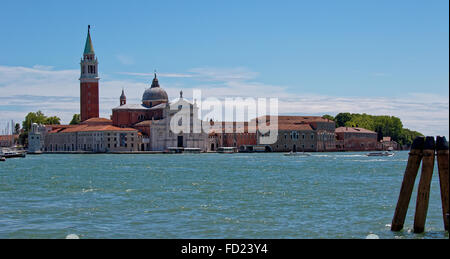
[70,114,81,125]
[322,114,335,121]
[335,112,421,146]
[345,113,375,130]
[335,113,352,127]
[397,128,424,146]
[22,111,47,132]
[22,111,61,132]
[45,116,61,125]
[20,111,60,147]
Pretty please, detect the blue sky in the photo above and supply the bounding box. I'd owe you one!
[0,0,448,136]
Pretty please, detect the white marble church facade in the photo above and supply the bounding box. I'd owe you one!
[150,92,208,152]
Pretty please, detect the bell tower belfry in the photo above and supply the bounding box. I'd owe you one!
[80,25,99,122]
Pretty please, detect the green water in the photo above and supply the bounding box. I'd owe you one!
[0,152,448,239]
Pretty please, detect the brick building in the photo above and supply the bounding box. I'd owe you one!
[255,116,336,152]
[335,127,378,151]
[43,118,140,152]
[111,74,166,131]
[380,136,400,151]
[207,121,258,151]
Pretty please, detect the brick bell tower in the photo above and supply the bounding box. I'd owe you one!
[79,25,99,122]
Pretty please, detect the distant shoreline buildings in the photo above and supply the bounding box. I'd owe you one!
[26,26,400,154]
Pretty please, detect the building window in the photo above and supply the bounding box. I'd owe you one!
[120,133,127,147]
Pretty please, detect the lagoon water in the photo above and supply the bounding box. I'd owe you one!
[0,152,448,239]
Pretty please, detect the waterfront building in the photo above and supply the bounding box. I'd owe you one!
[149,91,208,151]
[255,116,336,152]
[111,75,209,151]
[335,127,378,151]
[380,136,400,151]
[208,121,258,152]
[27,123,46,153]
[43,118,140,152]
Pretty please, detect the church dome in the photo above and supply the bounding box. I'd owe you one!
[142,73,168,108]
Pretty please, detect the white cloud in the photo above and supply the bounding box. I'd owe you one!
[118,72,194,78]
[0,65,448,138]
[187,67,259,82]
[119,67,259,82]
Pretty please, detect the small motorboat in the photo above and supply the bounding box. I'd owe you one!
[0,156,5,162]
[284,151,311,157]
[366,151,394,157]
[217,147,237,154]
[1,148,26,158]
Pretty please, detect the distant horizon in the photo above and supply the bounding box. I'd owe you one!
[0,0,448,138]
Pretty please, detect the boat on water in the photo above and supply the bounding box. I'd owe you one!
[0,156,5,162]
[183,148,201,154]
[217,147,237,154]
[1,148,26,158]
[284,151,311,157]
[366,151,394,157]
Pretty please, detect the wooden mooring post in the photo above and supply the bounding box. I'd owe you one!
[391,136,450,233]
[391,137,424,231]
[413,137,435,233]
[436,136,449,231]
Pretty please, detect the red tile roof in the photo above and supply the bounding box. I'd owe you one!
[277,123,313,131]
[49,124,137,133]
[254,115,332,123]
[80,117,113,125]
[335,127,376,134]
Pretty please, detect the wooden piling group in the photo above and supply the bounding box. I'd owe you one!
[391,136,449,233]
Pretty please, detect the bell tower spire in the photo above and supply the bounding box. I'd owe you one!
[120,88,126,106]
[79,25,100,122]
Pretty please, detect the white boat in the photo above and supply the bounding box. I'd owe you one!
[366,151,394,157]
[0,156,5,162]
[1,148,26,158]
[217,147,237,154]
[284,151,311,157]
